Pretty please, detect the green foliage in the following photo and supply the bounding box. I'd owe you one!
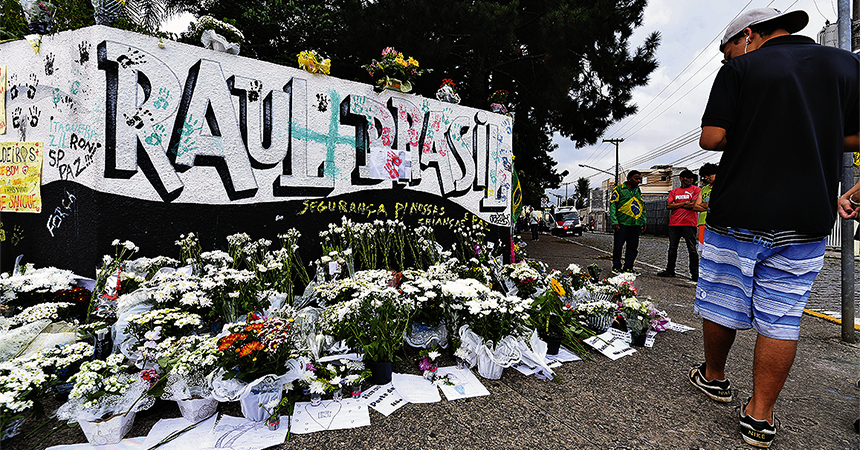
[0,0,94,40]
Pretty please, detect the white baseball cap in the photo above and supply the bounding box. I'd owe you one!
[719,8,809,51]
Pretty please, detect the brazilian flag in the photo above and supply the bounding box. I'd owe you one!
[511,163,522,225]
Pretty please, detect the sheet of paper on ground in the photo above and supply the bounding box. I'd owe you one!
[584,332,637,360]
[358,383,406,416]
[290,398,370,434]
[435,366,490,401]
[392,372,441,403]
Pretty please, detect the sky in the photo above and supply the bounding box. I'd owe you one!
[547,0,844,201]
[161,1,847,202]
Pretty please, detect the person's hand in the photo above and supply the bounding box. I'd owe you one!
[641,224,647,232]
[838,195,859,220]
[613,224,620,231]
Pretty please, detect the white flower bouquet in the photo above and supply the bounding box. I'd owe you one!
[0,357,51,439]
[122,308,202,364]
[56,354,155,444]
[620,297,652,335]
[57,354,154,421]
[8,301,76,327]
[321,272,416,363]
[445,278,533,346]
[501,261,545,297]
[0,265,78,313]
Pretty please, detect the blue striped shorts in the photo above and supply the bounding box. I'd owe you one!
[694,228,825,341]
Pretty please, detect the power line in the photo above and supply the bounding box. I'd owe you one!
[571,0,778,180]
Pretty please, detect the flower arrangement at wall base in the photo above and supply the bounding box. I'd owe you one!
[56,354,155,445]
[209,314,306,421]
[321,271,416,385]
[401,267,456,349]
[151,335,219,422]
[445,278,533,379]
[0,358,50,440]
[121,308,202,367]
[0,265,79,314]
[362,47,430,93]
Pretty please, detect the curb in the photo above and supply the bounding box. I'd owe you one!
[803,308,860,330]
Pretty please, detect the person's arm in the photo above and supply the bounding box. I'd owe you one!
[609,188,619,230]
[667,199,696,210]
[700,126,727,151]
[693,192,709,212]
[667,190,696,210]
[845,132,860,153]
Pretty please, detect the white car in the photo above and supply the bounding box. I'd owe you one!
[552,207,583,236]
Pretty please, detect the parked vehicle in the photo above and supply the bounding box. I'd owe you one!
[552,207,583,236]
[537,210,556,233]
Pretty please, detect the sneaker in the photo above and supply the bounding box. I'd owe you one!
[623,268,641,275]
[688,363,732,402]
[611,267,622,274]
[740,398,778,448]
[657,270,676,277]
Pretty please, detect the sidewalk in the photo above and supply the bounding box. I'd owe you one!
[6,232,859,450]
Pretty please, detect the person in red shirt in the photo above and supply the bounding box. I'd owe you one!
[657,169,701,281]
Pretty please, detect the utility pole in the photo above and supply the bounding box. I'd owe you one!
[838,0,855,343]
[561,180,575,206]
[853,0,859,52]
[603,138,624,186]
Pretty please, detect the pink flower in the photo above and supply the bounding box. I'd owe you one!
[418,357,432,371]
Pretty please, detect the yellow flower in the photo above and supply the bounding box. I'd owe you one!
[550,278,566,296]
[395,55,407,67]
[407,57,419,68]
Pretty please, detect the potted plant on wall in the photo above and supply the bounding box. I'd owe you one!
[362,47,430,93]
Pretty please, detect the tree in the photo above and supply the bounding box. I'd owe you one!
[574,177,590,209]
[0,0,180,40]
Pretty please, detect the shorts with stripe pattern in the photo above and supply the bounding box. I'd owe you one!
[694,228,825,341]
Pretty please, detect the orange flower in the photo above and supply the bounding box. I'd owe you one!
[217,333,248,351]
[237,341,264,357]
[244,323,265,333]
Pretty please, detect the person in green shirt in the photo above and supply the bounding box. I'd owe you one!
[609,170,646,273]
[693,163,718,254]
